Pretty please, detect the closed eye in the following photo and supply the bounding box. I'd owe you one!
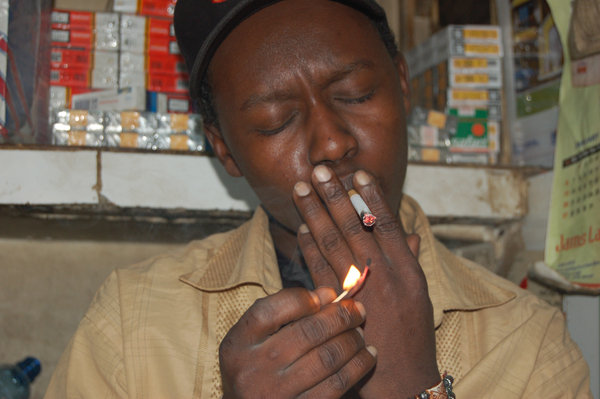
[338,88,375,105]
[256,115,296,136]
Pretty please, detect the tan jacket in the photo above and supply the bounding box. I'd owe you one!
[45,196,592,398]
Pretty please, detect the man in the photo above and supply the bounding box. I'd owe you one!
[45,0,592,397]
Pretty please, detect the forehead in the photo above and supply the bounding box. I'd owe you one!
[208,0,390,99]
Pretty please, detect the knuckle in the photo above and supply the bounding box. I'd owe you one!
[375,214,401,235]
[301,198,322,219]
[334,303,354,326]
[247,298,273,327]
[311,257,331,277]
[319,230,343,252]
[317,341,343,370]
[298,316,327,345]
[339,217,364,239]
[218,334,236,359]
[323,183,347,202]
[328,368,352,391]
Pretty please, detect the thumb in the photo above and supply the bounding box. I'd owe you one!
[406,234,421,258]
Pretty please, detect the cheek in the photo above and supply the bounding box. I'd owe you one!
[228,136,310,225]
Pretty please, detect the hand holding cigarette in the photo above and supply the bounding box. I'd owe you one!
[293,165,440,398]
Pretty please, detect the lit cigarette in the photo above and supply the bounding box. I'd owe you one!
[348,190,376,227]
[333,265,369,303]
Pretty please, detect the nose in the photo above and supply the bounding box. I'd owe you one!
[306,102,358,166]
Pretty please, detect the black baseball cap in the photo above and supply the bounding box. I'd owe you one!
[174,0,388,100]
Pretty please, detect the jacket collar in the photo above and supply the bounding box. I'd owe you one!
[180,196,515,326]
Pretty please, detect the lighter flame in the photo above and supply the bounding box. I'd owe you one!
[342,265,362,291]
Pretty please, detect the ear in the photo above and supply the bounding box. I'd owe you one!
[204,124,243,178]
[395,53,411,116]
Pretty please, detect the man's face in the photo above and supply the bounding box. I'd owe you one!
[207,0,409,231]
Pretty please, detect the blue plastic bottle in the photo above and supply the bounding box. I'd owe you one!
[0,358,41,399]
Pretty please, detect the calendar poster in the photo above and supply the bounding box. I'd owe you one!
[545,0,600,287]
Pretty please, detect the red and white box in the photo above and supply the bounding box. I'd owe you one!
[51,48,92,69]
[147,53,187,74]
[51,29,94,49]
[51,68,91,88]
[147,72,189,94]
[51,10,93,31]
[51,49,118,72]
[114,0,177,18]
[72,86,146,111]
[139,0,177,18]
[147,35,180,55]
[148,17,174,37]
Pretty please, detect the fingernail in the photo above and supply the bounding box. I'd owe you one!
[308,291,321,307]
[294,182,311,196]
[356,327,364,339]
[355,301,366,318]
[366,345,377,358]
[298,224,309,234]
[355,170,371,186]
[314,165,332,183]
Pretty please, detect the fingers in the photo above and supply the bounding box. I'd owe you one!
[225,287,321,348]
[293,181,357,284]
[298,223,341,290]
[267,299,367,364]
[298,344,377,399]
[353,170,412,254]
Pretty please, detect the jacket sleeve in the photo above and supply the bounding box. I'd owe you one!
[44,271,128,399]
[523,309,593,399]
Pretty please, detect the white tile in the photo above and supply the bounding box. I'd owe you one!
[0,150,98,204]
[101,152,259,211]
[404,164,528,219]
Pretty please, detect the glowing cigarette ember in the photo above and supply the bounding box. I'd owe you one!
[348,190,376,227]
[333,265,369,303]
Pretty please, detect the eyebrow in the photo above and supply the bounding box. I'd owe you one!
[239,59,376,111]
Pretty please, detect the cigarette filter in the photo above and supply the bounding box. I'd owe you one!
[348,189,376,227]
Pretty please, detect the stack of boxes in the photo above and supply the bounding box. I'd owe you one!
[50,10,120,92]
[405,25,503,164]
[49,2,204,152]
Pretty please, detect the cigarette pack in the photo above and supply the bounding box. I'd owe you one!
[93,50,119,71]
[91,68,119,89]
[113,0,138,13]
[120,31,146,54]
[147,35,180,55]
[147,72,190,94]
[447,88,501,107]
[120,52,146,73]
[94,12,120,31]
[51,68,91,88]
[120,14,147,32]
[139,0,177,18]
[148,17,174,37]
[51,28,119,51]
[51,11,119,32]
[52,29,93,49]
[147,92,193,113]
[147,53,187,74]
[50,86,70,111]
[51,10,93,30]
[72,86,146,111]
[51,48,92,69]
[449,71,502,89]
[119,70,146,89]
[406,25,503,78]
[447,57,502,74]
[447,108,489,152]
